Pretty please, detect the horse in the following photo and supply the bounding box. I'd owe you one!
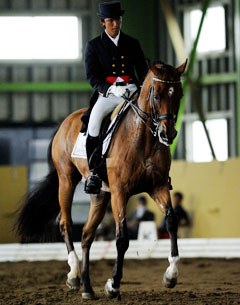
[15,60,187,300]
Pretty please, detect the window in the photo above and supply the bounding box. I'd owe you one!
[185,6,226,54]
[0,16,81,60]
[186,119,228,162]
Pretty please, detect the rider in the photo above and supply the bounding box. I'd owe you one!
[84,1,148,194]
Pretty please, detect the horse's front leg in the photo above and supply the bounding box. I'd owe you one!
[104,191,129,299]
[81,191,110,300]
[153,185,179,288]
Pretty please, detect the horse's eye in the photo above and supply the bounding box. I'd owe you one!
[168,87,174,97]
[154,94,160,100]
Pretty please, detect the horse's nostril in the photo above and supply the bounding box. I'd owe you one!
[160,131,167,139]
[160,131,169,144]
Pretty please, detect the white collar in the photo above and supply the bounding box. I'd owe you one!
[105,30,120,46]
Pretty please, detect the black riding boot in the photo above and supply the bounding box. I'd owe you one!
[84,135,102,194]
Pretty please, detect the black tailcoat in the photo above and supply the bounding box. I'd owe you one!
[84,31,148,106]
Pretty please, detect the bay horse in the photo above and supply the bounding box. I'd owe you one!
[15,60,187,300]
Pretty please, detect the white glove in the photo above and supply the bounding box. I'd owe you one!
[108,84,128,97]
[126,83,137,95]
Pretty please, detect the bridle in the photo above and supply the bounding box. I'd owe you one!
[150,77,181,128]
[124,75,182,138]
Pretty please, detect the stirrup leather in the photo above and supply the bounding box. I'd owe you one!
[84,173,102,194]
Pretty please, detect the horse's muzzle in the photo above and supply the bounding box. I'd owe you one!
[158,124,177,146]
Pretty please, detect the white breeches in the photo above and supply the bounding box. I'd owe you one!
[88,94,123,137]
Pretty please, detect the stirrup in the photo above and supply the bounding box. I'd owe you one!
[84,173,102,194]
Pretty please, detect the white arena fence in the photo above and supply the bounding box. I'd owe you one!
[1,238,240,262]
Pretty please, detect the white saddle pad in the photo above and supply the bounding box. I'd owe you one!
[71,133,87,158]
[71,128,115,159]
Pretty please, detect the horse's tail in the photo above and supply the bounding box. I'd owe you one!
[15,134,60,242]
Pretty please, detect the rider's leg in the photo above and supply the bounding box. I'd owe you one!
[85,135,102,194]
[85,94,122,194]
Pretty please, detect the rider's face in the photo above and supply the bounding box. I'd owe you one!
[101,17,122,38]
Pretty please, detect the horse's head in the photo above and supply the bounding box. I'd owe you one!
[145,60,187,146]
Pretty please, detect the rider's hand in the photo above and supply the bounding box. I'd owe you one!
[126,83,137,95]
[108,84,128,97]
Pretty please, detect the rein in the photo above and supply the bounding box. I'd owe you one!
[124,76,181,137]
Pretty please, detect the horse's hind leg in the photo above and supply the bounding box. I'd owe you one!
[153,186,179,289]
[81,191,110,299]
[58,172,81,290]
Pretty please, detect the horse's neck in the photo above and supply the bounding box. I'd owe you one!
[137,73,153,114]
[126,92,157,156]
[137,89,151,114]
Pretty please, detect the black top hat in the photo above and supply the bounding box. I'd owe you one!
[97,1,125,19]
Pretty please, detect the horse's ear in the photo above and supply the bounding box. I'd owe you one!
[176,59,188,75]
[149,64,159,75]
[146,58,151,68]
[147,60,159,75]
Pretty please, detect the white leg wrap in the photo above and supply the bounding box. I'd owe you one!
[105,278,119,294]
[67,250,80,280]
[165,255,180,279]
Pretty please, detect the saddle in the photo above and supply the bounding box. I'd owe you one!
[71,101,131,161]
[80,99,132,153]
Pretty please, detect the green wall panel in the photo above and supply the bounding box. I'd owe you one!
[121,0,157,60]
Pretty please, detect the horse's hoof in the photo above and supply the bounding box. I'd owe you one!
[163,273,177,288]
[104,278,120,299]
[82,292,97,300]
[66,277,80,290]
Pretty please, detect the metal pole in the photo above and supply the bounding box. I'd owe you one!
[159,0,187,64]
